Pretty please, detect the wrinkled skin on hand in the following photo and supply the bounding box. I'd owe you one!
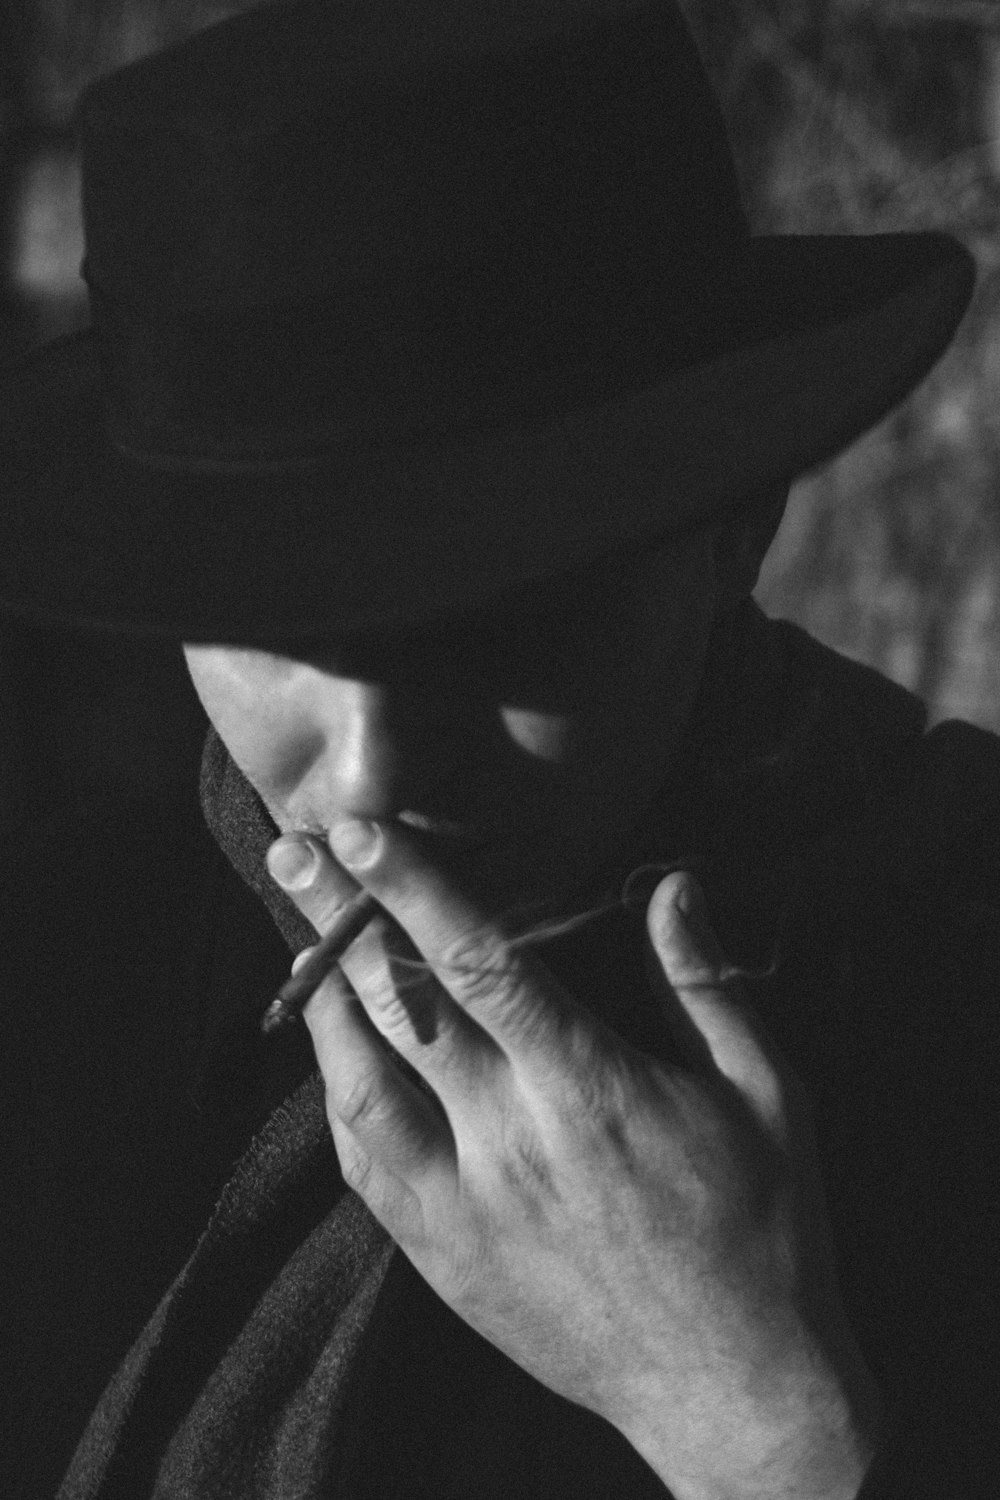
[266,820,881,1500]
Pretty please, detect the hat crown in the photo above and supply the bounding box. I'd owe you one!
[75,0,750,460]
[78,0,744,312]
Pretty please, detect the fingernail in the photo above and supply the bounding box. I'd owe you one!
[330,818,381,869]
[291,945,316,976]
[674,876,704,926]
[266,837,318,890]
[672,877,723,960]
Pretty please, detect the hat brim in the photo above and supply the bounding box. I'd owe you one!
[0,231,975,644]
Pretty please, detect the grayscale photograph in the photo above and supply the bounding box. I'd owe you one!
[2,3,998,1497]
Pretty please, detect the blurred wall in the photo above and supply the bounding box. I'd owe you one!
[684,0,1000,730]
[1,0,998,843]
[0,2,238,839]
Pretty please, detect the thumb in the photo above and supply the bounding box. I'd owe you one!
[647,871,783,1122]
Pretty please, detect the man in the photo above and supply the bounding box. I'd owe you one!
[1,1,995,1497]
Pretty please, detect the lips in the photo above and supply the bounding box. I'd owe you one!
[283,808,488,852]
[396,810,490,853]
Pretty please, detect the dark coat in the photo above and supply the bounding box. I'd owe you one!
[4,611,999,1498]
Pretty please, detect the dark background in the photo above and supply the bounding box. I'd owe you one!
[2,0,999,845]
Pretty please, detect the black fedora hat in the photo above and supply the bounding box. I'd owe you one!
[0,0,975,644]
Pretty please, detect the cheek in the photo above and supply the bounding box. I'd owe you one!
[498,706,575,763]
[493,576,713,779]
[231,721,326,811]
[186,652,321,802]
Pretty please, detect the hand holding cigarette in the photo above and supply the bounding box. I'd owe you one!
[264,816,879,1497]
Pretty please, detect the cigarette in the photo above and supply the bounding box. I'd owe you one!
[260,889,380,1035]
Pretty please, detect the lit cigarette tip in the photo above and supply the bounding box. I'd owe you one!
[260,998,292,1035]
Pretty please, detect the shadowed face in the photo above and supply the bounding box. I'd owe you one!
[183,529,720,922]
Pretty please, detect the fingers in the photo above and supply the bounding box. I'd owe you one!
[266,835,455,1189]
[304,953,449,1185]
[647,871,787,1129]
[326,816,580,1073]
[267,829,499,1115]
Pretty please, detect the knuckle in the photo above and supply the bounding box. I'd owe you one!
[433,922,566,1054]
[333,1068,389,1134]
[439,925,518,1006]
[339,1140,376,1195]
[314,889,359,934]
[364,980,417,1039]
[363,966,448,1055]
[532,1017,609,1118]
[671,957,731,992]
[498,1126,559,1213]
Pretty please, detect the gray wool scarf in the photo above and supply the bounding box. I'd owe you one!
[56,717,405,1499]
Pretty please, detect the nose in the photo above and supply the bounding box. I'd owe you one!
[311,676,465,823]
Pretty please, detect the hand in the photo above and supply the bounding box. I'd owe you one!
[266,820,881,1500]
